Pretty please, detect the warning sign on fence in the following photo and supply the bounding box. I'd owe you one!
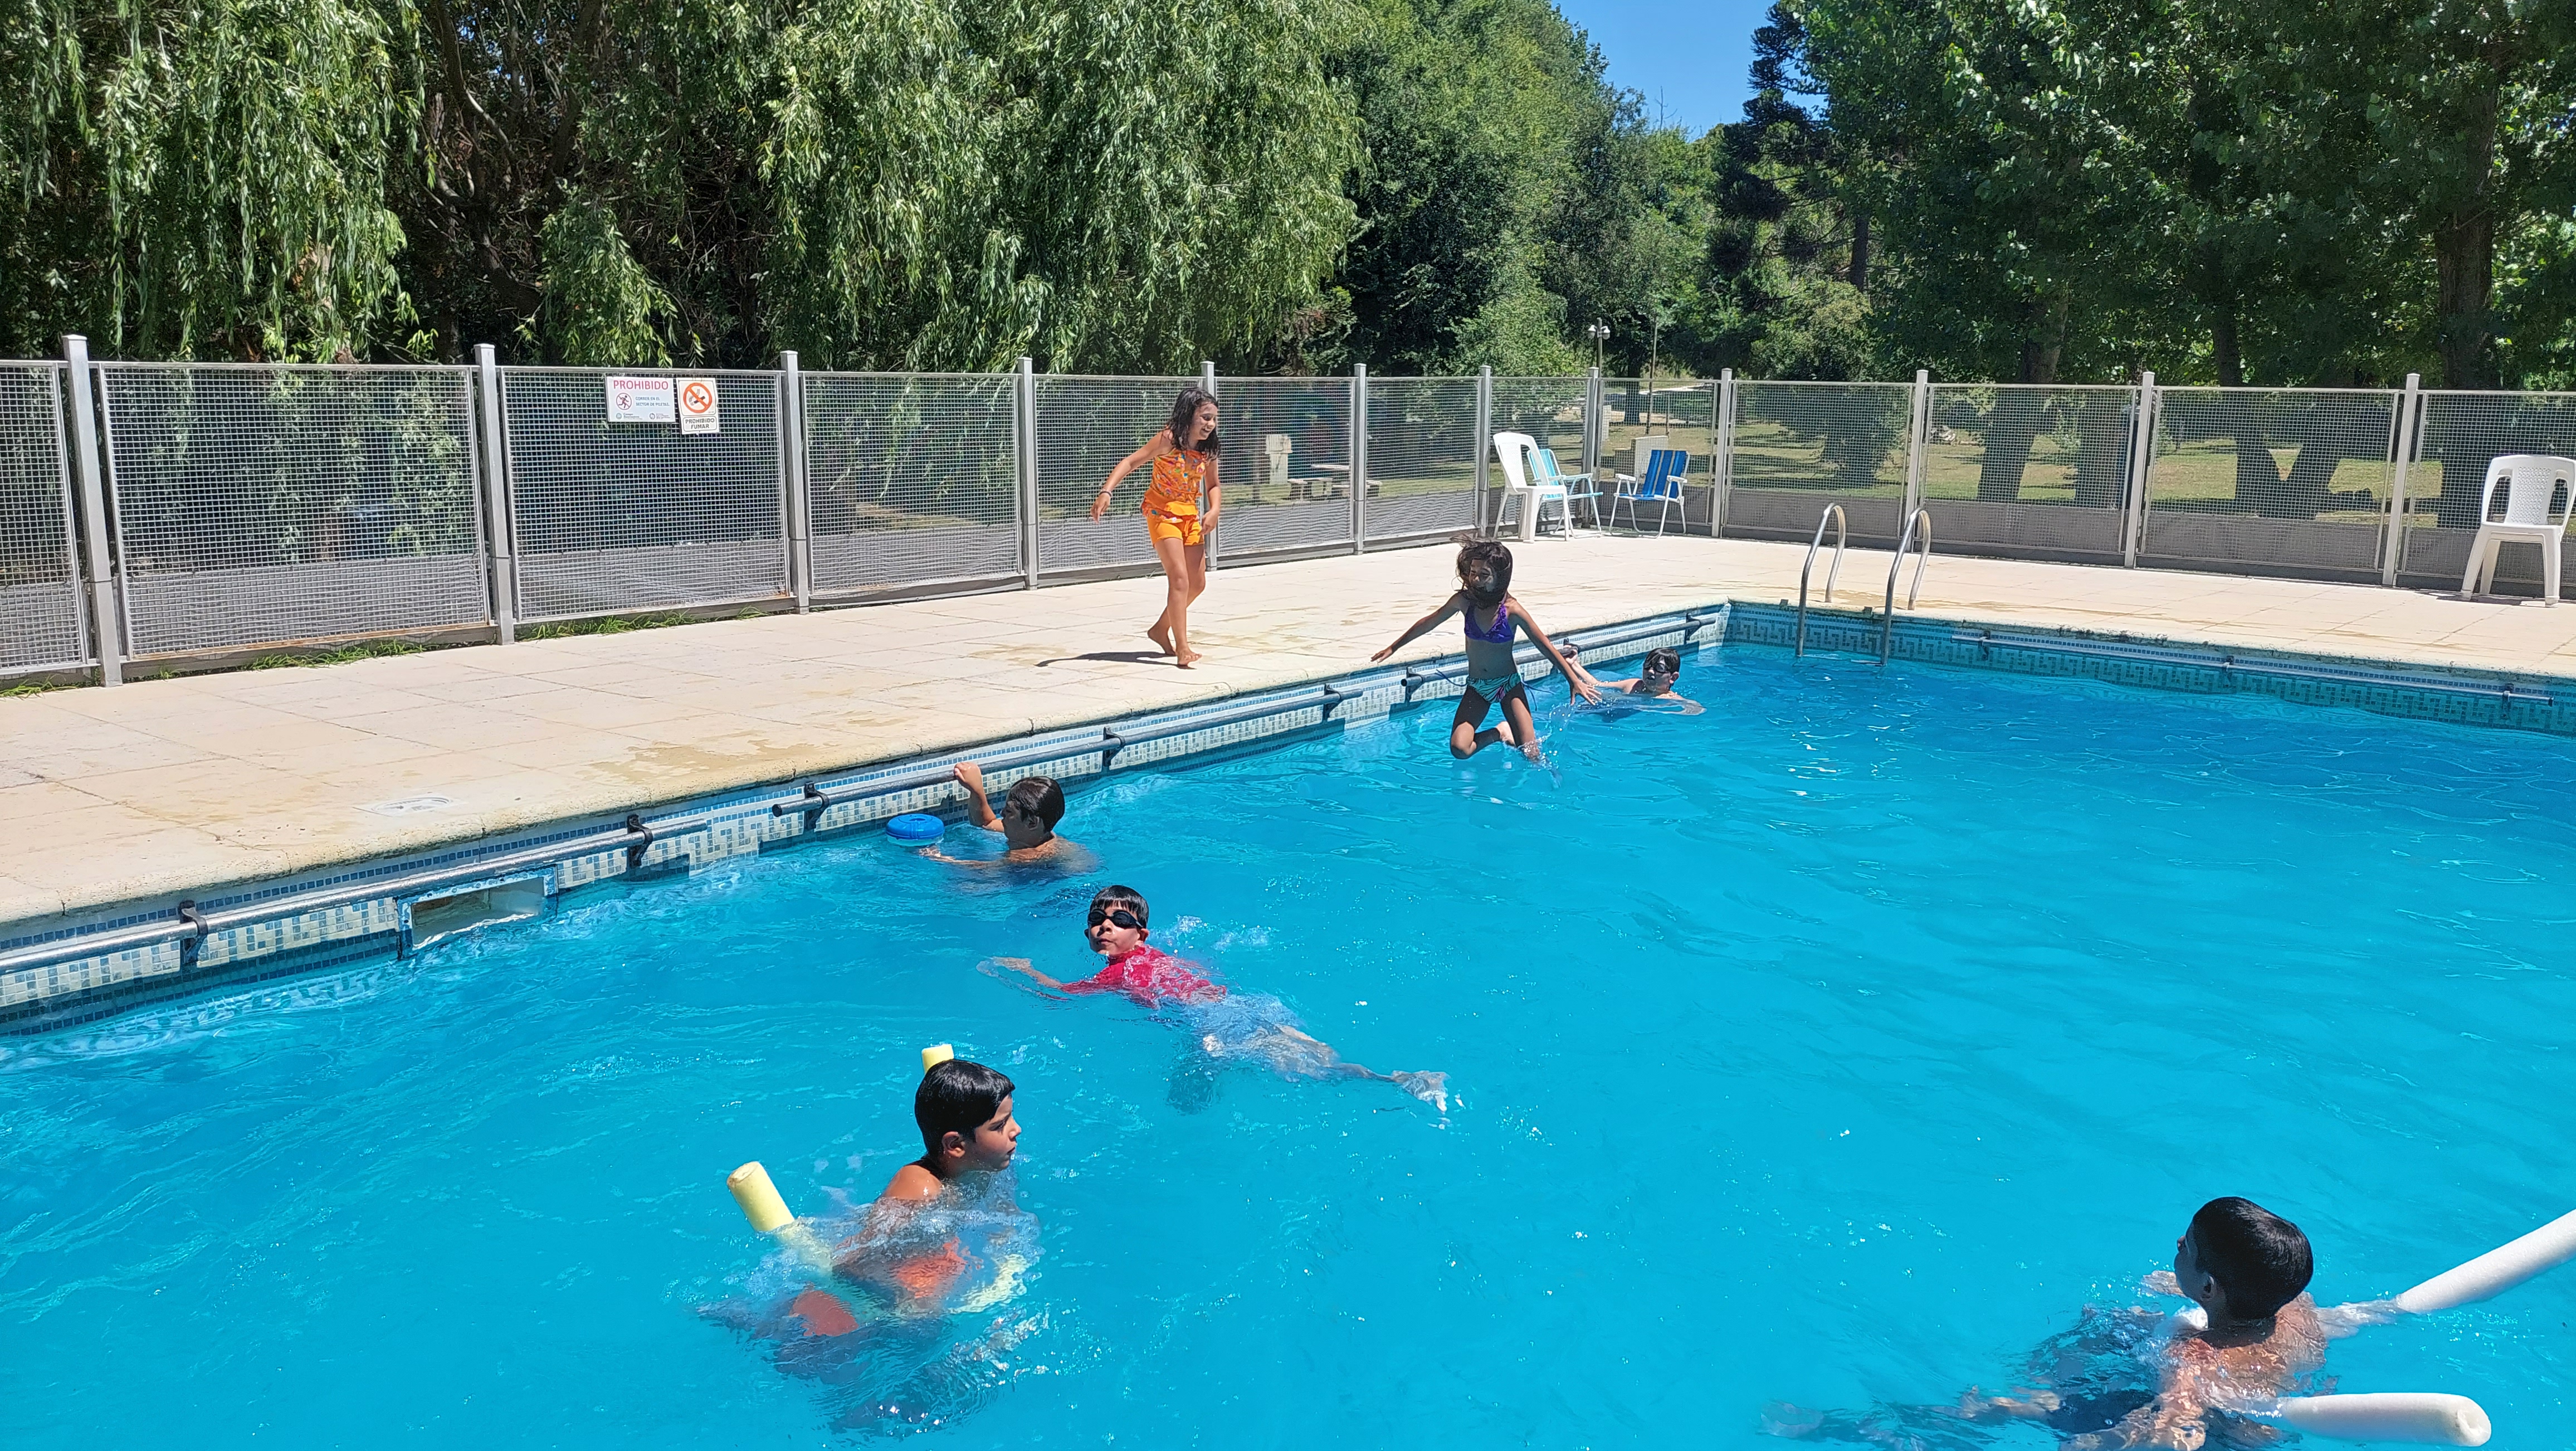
[677,378,721,435]
[604,375,675,423]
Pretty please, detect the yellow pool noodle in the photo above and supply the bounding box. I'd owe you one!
[727,1160,795,1233]
[921,1043,954,1072]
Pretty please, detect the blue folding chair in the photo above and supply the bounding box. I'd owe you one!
[1611,448,1691,536]
[1531,447,1603,532]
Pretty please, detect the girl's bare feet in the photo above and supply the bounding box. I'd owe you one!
[1146,621,1174,654]
[1175,648,1203,668]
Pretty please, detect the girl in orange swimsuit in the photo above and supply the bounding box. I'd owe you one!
[1094,386,1222,666]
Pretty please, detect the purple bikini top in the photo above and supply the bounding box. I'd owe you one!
[1462,598,1513,643]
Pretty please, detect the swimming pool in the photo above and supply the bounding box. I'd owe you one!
[5,640,2573,1447]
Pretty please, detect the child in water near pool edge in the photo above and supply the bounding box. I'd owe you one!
[987,885,1449,1112]
[1371,540,1599,759]
[1570,645,1704,715]
[920,762,1096,871]
[1780,1197,2323,1450]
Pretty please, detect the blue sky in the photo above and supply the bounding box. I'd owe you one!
[1556,0,1771,138]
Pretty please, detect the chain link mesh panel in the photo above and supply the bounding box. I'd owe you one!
[0,364,87,671]
[1489,376,1589,532]
[1364,376,1479,543]
[2398,392,2576,593]
[1035,376,1193,580]
[1599,379,1716,531]
[2140,388,2397,580]
[502,369,787,621]
[1212,376,1352,561]
[1722,381,1914,544]
[803,373,1020,595]
[1923,384,2134,561]
[99,364,486,656]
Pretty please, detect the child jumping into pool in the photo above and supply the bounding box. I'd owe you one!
[1092,387,1222,668]
[987,885,1448,1112]
[920,762,1095,871]
[1370,541,1599,759]
[1770,1196,2325,1449]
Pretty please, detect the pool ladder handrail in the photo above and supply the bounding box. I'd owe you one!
[1879,508,1932,665]
[1794,503,1847,656]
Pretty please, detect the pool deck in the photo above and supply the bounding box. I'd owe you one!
[5,535,2574,933]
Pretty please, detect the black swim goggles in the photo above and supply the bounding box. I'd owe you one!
[1086,907,1145,931]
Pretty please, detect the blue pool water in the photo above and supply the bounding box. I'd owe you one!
[6,641,2575,1447]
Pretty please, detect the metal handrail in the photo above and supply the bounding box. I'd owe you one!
[1879,508,1932,665]
[1794,504,1847,656]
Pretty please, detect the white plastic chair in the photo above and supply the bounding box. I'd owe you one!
[2460,454,2574,605]
[1611,448,1692,536]
[1491,431,1568,539]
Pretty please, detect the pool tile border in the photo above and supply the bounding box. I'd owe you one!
[8,600,2569,1034]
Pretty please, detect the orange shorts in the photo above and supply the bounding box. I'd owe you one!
[1145,502,1204,547]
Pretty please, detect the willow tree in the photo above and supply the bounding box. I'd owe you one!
[1,0,423,360]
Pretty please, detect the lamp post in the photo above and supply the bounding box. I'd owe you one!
[1585,321,1610,373]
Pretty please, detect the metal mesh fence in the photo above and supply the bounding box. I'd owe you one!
[502,368,787,621]
[803,373,1020,595]
[1924,384,2135,561]
[1212,376,1353,560]
[2141,388,2398,580]
[1489,376,1588,532]
[99,364,486,656]
[1599,378,1717,531]
[1723,381,1914,544]
[0,364,87,671]
[2399,392,2576,593]
[1364,376,1479,543]
[1034,376,1193,580]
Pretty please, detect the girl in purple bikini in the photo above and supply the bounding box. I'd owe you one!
[1371,541,1598,759]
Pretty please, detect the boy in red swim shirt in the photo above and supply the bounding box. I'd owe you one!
[990,885,1447,1111]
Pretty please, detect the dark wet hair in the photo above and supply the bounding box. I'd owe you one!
[2191,1197,2312,1319]
[1090,884,1148,927]
[1457,540,1513,606]
[1643,647,1681,676]
[917,1058,1016,1154]
[1165,386,1220,455]
[1005,775,1064,830]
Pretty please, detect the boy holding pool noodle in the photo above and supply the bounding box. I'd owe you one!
[988,885,1448,1112]
[1960,1198,2325,1448]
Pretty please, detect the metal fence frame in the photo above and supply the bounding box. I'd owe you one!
[0,361,90,674]
[16,340,2576,688]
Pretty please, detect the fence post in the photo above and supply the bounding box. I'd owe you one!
[473,344,516,644]
[60,335,121,685]
[1201,361,1221,568]
[2382,372,2422,587]
[1351,364,1368,553]
[2121,371,2157,568]
[1017,357,1040,590]
[778,349,811,613]
[1904,368,1932,519]
[1584,367,1602,478]
[1474,366,1493,535]
[1713,369,1735,537]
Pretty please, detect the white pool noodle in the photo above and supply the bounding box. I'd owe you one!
[2392,1209,2576,1314]
[2265,1393,2491,1446]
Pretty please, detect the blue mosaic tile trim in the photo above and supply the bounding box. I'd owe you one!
[0,603,1725,1030]
[1724,604,2576,737]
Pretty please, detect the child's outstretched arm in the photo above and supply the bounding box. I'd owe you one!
[952,761,1001,830]
[978,956,1070,990]
[1370,593,1465,662]
[1511,602,1603,703]
[1091,433,1167,520]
